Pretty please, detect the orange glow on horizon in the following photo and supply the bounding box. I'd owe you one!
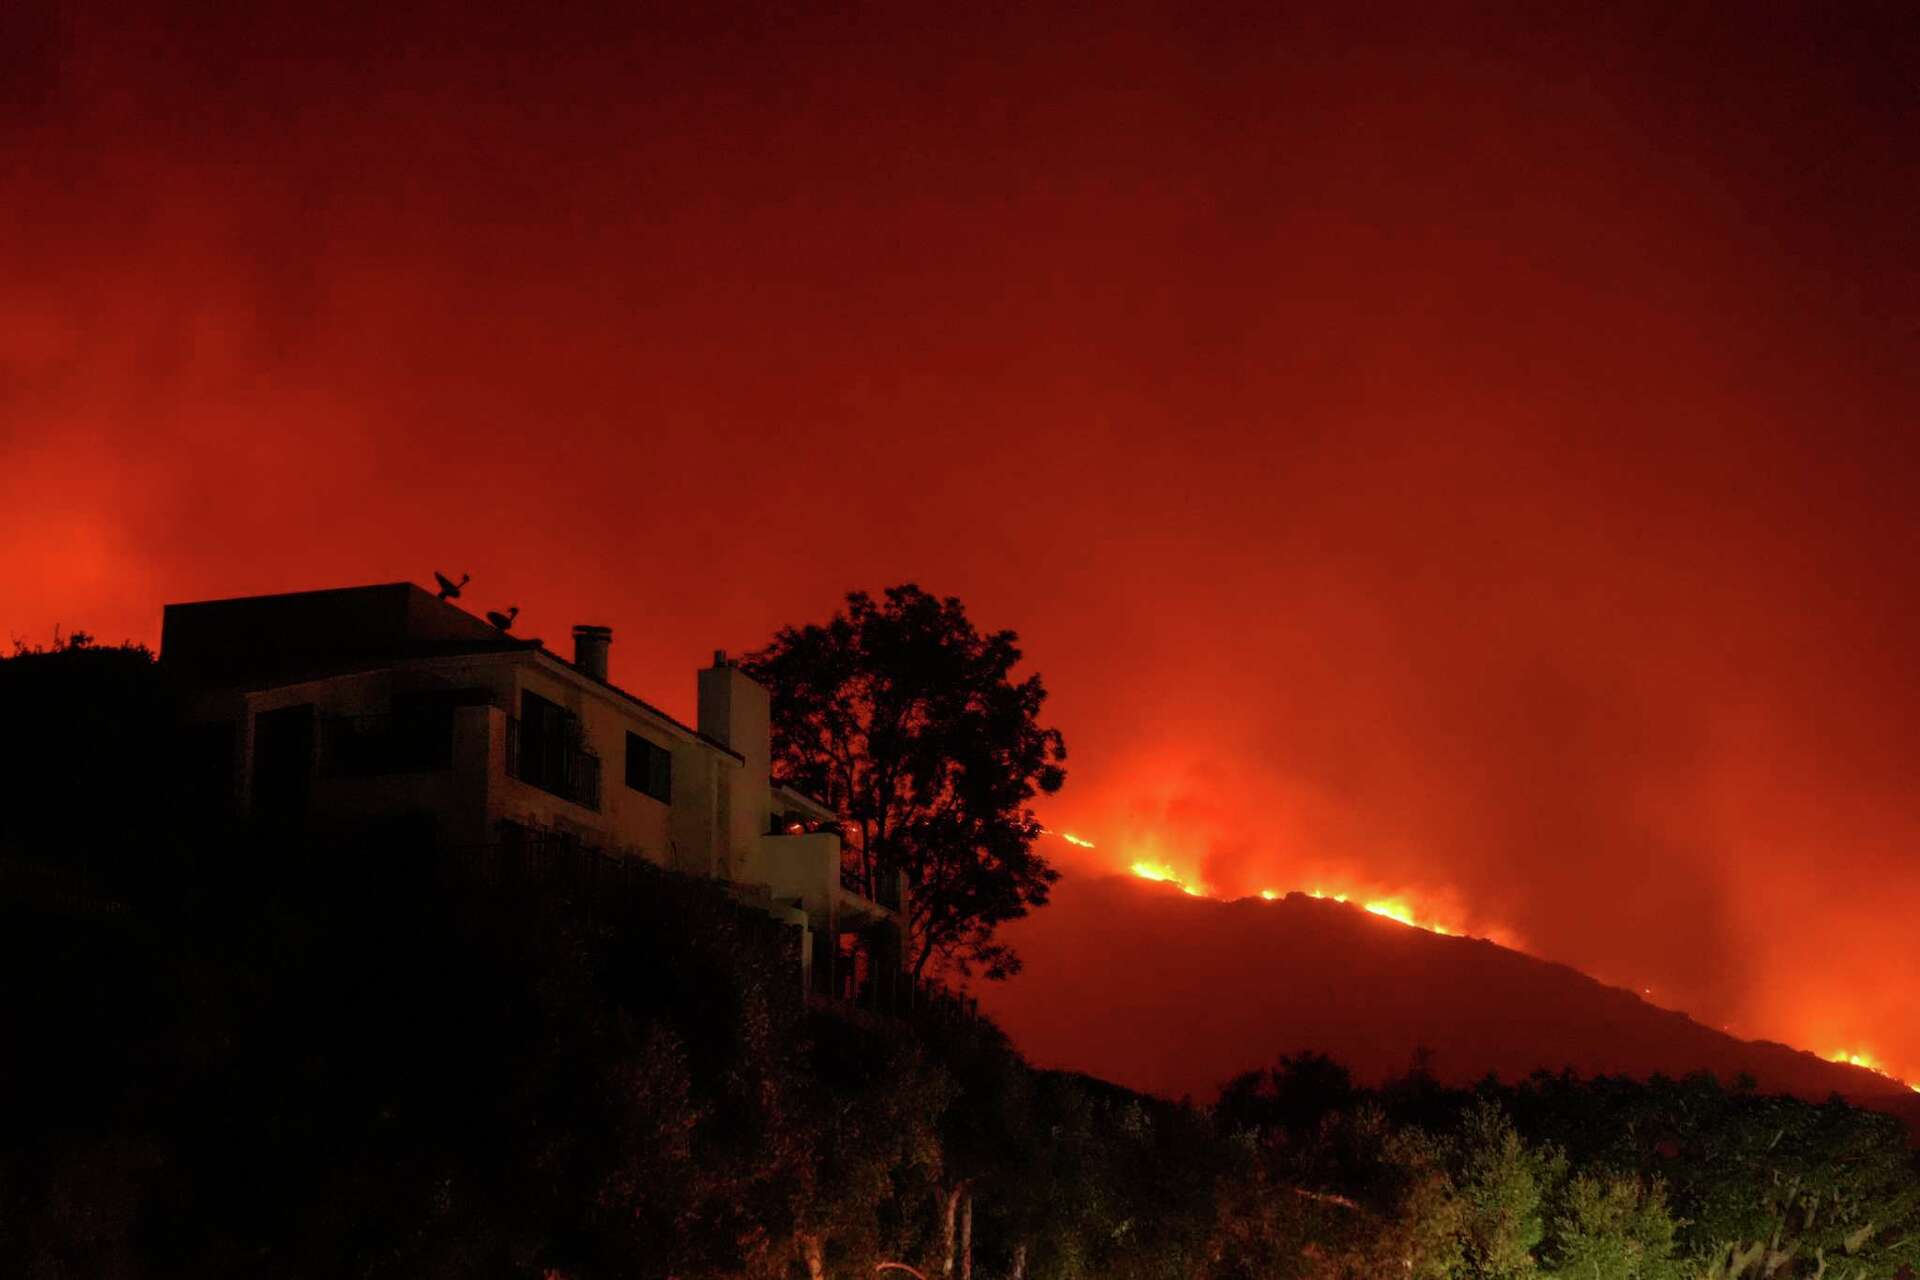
[1826,1050,1920,1092]
[1126,859,1479,941]
[1128,860,1208,897]
[1113,849,1919,1085]
[1362,898,1457,935]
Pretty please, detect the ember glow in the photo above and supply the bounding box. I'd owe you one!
[1109,842,1918,1085]
[1127,862,1478,941]
[1828,1051,1920,1093]
[1359,899,1455,936]
[1129,861,1208,897]
[1298,887,1487,943]
[1111,851,1920,1086]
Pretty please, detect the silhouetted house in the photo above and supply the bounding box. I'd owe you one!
[161,582,901,999]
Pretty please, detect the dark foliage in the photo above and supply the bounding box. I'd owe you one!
[2,826,808,1276]
[740,585,1067,982]
[0,637,176,857]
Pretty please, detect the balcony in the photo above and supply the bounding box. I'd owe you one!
[845,864,902,912]
[746,831,902,938]
[771,811,901,913]
[505,714,602,812]
[322,710,454,777]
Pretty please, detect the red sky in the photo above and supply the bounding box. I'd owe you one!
[5,4,1917,1081]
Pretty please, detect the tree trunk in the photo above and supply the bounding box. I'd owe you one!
[959,1190,973,1280]
[801,1234,827,1280]
[1008,1243,1026,1280]
[912,932,936,986]
[860,818,876,898]
[939,1186,963,1278]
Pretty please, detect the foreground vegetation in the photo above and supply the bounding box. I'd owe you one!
[4,642,1916,1278]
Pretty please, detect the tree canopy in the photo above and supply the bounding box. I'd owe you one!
[741,585,1068,981]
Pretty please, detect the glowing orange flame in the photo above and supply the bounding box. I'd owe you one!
[1060,832,1096,848]
[1359,898,1457,935]
[1364,900,1416,926]
[1108,826,1915,1090]
[1129,861,1208,896]
[1107,818,1527,942]
[1826,1050,1920,1091]
[1293,887,1496,941]
[1144,873,1476,938]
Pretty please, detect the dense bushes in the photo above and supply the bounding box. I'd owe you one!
[9,831,1914,1279]
[1207,1057,1918,1280]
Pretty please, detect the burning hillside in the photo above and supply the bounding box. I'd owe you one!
[980,867,1920,1130]
[1030,832,1917,1095]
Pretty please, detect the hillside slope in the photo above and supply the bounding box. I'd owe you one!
[978,874,1920,1131]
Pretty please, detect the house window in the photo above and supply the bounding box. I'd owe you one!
[625,732,672,803]
[511,690,600,811]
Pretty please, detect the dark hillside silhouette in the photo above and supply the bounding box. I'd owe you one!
[980,872,1920,1134]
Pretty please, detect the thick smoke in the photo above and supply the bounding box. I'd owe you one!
[5,4,1916,1079]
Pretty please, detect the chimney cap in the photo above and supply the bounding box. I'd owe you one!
[574,624,613,638]
[713,648,729,666]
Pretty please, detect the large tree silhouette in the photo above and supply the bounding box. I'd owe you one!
[741,585,1067,982]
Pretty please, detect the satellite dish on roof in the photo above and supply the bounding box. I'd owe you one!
[486,605,519,631]
[434,571,469,601]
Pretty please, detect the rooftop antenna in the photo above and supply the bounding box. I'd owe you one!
[433,570,470,601]
[485,604,519,631]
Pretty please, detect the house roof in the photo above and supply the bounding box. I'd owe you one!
[161,582,744,762]
[162,582,531,680]
[523,643,743,763]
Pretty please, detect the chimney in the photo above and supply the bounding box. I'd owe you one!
[699,650,769,769]
[572,625,612,682]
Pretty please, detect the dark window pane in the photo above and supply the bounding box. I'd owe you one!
[625,731,645,791]
[515,691,598,811]
[625,731,672,803]
[650,743,671,803]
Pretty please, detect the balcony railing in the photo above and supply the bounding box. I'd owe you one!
[322,710,454,777]
[837,863,902,912]
[505,715,601,812]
